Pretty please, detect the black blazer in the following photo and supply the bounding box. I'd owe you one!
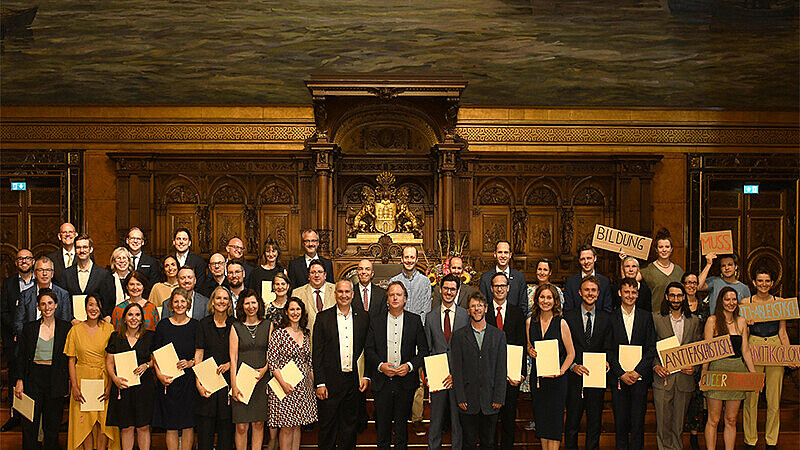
[563,272,613,313]
[312,306,369,396]
[564,306,613,387]
[365,311,429,393]
[486,302,527,377]
[353,282,387,320]
[1,274,24,341]
[607,307,656,384]
[288,256,334,289]
[177,252,208,285]
[479,268,528,317]
[612,279,652,312]
[16,318,71,397]
[451,324,507,415]
[131,252,160,296]
[61,263,116,318]
[47,248,75,289]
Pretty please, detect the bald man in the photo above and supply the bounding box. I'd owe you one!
[46,222,78,287]
[225,236,253,285]
[431,256,477,310]
[352,259,387,319]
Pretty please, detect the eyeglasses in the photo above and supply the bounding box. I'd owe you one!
[667,293,685,299]
[127,237,143,243]
[683,281,698,285]
[303,239,319,244]
[491,284,508,289]
[34,268,54,273]
[16,256,34,261]
[227,245,244,251]
[441,286,458,292]
[309,270,325,275]
[209,261,224,266]
[228,270,244,276]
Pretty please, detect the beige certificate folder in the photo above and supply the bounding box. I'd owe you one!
[235,363,260,404]
[72,295,87,321]
[583,352,606,389]
[153,343,184,380]
[156,306,163,318]
[535,339,560,377]
[80,379,105,412]
[194,357,228,395]
[657,336,681,374]
[114,350,140,387]
[424,353,451,393]
[268,360,304,400]
[507,345,524,382]
[619,345,642,372]
[261,281,276,305]
[13,392,34,421]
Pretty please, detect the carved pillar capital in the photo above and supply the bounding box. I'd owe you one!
[306,142,338,173]
[433,142,465,173]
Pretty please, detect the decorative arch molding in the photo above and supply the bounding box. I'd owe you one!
[570,177,609,207]
[523,179,561,207]
[210,178,247,205]
[256,179,294,205]
[162,176,200,205]
[475,179,515,206]
[332,103,441,154]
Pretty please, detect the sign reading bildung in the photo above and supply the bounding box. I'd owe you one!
[699,371,765,392]
[740,298,799,323]
[659,335,735,373]
[592,224,652,260]
[700,230,733,255]
[750,345,800,366]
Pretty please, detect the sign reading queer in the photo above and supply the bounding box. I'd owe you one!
[740,298,799,323]
[750,345,800,366]
[659,335,734,373]
[592,224,653,260]
[700,230,733,255]
[699,372,765,392]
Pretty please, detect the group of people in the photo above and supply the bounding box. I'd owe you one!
[0,224,793,450]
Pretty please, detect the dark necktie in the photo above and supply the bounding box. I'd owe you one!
[363,286,369,311]
[496,306,503,331]
[585,311,593,345]
[132,255,138,270]
[444,309,451,343]
[315,290,323,312]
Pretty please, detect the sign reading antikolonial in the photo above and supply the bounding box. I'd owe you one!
[699,371,765,392]
[700,230,733,255]
[750,345,800,366]
[592,224,653,260]
[659,335,735,373]
[740,298,799,323]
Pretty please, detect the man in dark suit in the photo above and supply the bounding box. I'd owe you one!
[424,274,469,450]
[288,229,334,288]
[225,236,254,286]
[366,280,429,450]
[452,291,507,449]
[608,277,656,450]
[564,245,613,313]
[0,249,35,431]
[14,256,73,337]
[479,241,527,317]
[432,256,478,310]
[353,258,387,319]
[564,275,613,450]
[161,266,210,321]
[485,272,526,450]
[61,235,115,319]
[197,253,228,298]
[125,227,160,297]
[172,227,207,286]
[313,279,370,450]
[46,222,78,287]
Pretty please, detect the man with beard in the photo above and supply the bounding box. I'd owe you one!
[225,236,253,286]
[160,266,209,320]
[225,259,246,311]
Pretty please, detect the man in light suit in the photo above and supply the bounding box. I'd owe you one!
[161,266,209,320]
[46,222,78,287]
[563,245,613,313]
[432,256,477,310]
[452,291,507,449]
[61,234,115,319]
[172,227,207,286]
[652,282,701,450]
[353,259,387,320]
[424,274,469,450]
[125,227,160,296]
[14,256,73,337]
[313,279,370,450]
[288,229,334,288]
[291,260,335,336]
[365,281,429,450]
[479,241,527,317]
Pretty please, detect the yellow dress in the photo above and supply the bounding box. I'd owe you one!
[64,321,120,450]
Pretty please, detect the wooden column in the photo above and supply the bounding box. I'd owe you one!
[308,142,337,255]
[434,142,465,244]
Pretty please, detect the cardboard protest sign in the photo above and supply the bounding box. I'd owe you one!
[750,345,800,366]
[699,371,765,392]
[592,224,652,260]
[659,335,734,373]
[740,298,799,323]
[700,230,733,255]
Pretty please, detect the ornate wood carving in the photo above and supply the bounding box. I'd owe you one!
[477,186,511,205]
[512,209,528,255]
[525,186,558,206]
[572,187,605,206]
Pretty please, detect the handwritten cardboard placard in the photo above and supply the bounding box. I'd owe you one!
[750,345,800,366]
[659,335,734,372]
[592,224,652,260]
[699,371,765,392]
[740,298,799,323]
[700,230,733,255]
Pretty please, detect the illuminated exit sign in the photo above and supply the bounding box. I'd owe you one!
[11,181,27,191]
[743,185,759,195]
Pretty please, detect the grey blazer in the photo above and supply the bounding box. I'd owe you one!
[651,312,701,392]
[432,283,478,311]
[424,305,469,360]
[161,291,210,321]
[451,323,507,415]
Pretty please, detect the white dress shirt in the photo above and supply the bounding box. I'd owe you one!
[176,252,188,268]
[622,306,636,343]
[304,254,319,267]
[440,303,456,332]
[383,312,411,371]
[336,307,354,372]
[669,313,685,345]
[77,261,93,292]
[493,300,507,324]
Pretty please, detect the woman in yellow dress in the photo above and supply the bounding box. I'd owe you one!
[64,295,120,450]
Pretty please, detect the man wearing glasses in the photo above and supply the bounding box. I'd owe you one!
[13,256,74,337]
[46,222,78,286]
[125,227,159,295]
[197,253,228,298]
[225,236,253,286]
[289,229,334,288]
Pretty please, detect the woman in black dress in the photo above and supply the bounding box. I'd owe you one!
[152,287,199,450]
[106,302,155,450]
[525,283,575,450]
[194,286,235,450]
[248,238,286,292]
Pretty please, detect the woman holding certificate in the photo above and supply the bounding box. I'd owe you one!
[702,287,756,450]
[111,271,160,331]
[65,295,119,449]
[230,289,271,450]
[148,255,180,308]
[267,297,317,450]
[152,287,199,450]
[195,286,235,450]
[525,283,575,450]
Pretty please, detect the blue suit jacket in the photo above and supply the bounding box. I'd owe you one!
[160,291,210,321]
[14,284,72,337]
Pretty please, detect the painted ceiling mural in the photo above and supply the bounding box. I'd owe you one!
[1,0,797,107]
